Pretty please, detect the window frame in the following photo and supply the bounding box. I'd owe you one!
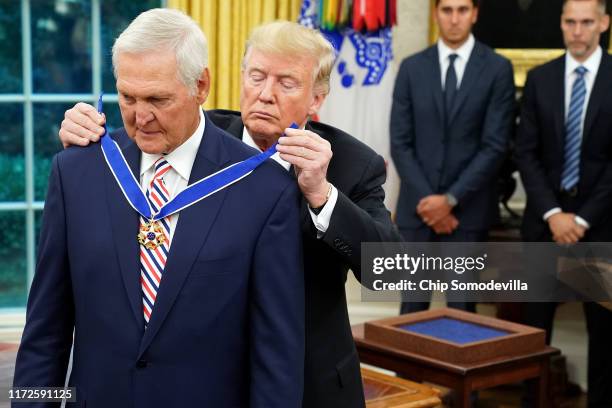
[0,0,165,311]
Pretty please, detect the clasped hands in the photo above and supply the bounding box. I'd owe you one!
[547,212,585,245]
[417,194,457,235]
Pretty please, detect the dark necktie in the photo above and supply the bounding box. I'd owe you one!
[444,54,459,118]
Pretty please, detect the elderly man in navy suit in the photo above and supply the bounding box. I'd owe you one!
[13,9,304,408]
[391,0,515,313]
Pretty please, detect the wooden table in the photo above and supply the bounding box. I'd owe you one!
[600,302,612,311]
[353,324,559,408]
[362,367,441,407]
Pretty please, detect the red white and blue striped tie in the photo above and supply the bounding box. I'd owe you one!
[140,158,172,325]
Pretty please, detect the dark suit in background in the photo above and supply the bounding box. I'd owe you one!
[13,118,305,408]
[390,40,515,313]
[208,110,399,408]
[515,52,612,407]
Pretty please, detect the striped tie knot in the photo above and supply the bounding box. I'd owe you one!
[147,158,172,212]
[575,66,587,77]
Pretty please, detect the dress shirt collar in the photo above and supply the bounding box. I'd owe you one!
[140,109,205,181]
[438,34,475,65]
[242,126,291,171]
[565,46,602,79]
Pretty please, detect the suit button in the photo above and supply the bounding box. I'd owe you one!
[136,359,148,368]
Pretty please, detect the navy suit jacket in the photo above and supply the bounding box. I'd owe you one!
[515,52,612,241]
[390,41,515,232]
[13,115,305,408]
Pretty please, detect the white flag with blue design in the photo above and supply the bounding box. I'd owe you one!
[299,0,399,211]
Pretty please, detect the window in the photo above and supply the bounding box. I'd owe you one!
[0,0,163,308]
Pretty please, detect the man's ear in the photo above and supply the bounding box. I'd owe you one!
[600,13,610,34]
[196,68,211,105]
[307,91,327,117]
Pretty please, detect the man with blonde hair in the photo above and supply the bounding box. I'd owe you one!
[58,19,399,408]
[14,9,305,407]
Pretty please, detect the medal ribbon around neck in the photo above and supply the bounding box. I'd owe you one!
[98,94,297,221]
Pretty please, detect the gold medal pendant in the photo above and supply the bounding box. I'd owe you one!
[138,220,167,249]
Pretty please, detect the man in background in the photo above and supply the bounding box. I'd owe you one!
[515,0,612,406]
[58,20,399,408]
[391,0,515,313]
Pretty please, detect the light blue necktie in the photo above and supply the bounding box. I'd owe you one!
[561,66,588,191]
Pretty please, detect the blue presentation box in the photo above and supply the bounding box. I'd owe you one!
[363,308,545,364]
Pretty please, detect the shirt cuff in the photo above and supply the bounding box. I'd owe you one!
[574,216,590,229]
[308,184,339,238]
[543,207,562,221]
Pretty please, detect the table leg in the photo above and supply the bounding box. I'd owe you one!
[455,383,471,408]
[535,360,550,408]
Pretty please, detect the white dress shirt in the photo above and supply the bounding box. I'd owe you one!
[438,34,476,90]
[140,109,205,244]
[542,47,603,229]
[242,127,338,236]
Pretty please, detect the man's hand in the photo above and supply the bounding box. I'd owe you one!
[276,128,333,207]
[417,195,452,226]
[431,214,459,235]
[59,103,105,148]
[548,212,585,244]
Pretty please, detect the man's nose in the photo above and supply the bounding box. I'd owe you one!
[573,23,585,37]
[258,79,275,103]
[135,102,154,127]
[450,11,460,24]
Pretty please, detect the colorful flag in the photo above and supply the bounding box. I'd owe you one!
[299,0,399,211]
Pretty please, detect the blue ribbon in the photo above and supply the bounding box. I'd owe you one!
[98,94,296,220]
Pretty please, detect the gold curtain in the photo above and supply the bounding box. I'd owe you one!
[167,0,301,110]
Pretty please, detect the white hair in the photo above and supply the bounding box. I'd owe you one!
[112,8,208,95]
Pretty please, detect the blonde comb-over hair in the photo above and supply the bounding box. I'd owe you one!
[243,21,336,95]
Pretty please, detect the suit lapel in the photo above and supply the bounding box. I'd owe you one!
[552,57,566,149]
[448,42,486,125]
[105,134,144,329]
[426,46,445,122]
[583,54,612,142]
[138,117,231,357]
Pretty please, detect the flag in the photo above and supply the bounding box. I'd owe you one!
[299,0,399,212]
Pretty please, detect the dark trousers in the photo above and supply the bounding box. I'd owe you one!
[523,302,612,407]
[398,226,487,314]
[522,193,612,407]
